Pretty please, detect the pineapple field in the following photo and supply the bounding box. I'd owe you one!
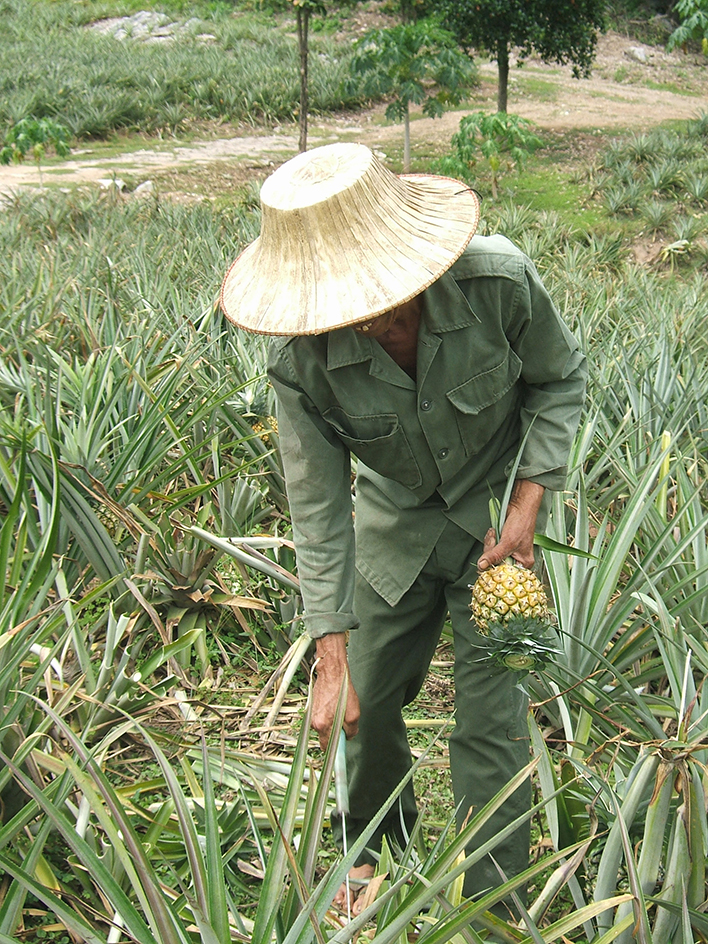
[2,0,708,941]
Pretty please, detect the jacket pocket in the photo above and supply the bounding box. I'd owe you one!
[322,407,423,488]
[446,348,522,456]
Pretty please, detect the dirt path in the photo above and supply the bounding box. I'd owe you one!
[2,31,706,199]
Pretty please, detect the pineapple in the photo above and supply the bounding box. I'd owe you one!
[470,562,549,632]
[469,562,557,672]
[251,415,279,445]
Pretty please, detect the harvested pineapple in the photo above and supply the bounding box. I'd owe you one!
[469,562,557,672]
[470,562,548,632]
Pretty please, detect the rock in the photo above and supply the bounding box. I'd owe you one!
[626,46,650,64]
[98,177,125,191]
[134,180,154,196]
[134,11,170,26]
[88,11,205,44]
[88,16,123,37]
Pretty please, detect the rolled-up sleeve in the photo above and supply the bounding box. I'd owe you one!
[268,346,359,638]
[506,258,587,490]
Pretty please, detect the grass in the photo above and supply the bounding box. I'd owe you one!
[70,128,251,157]
[0,0,367,140]
[643,78,701,96]
[587,88,634,102]
[505,169,605,226]
[614,65,629,83]
[514,75,560,101]
[133,162,271,201]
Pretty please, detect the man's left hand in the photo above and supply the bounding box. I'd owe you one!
[477,480,545,571]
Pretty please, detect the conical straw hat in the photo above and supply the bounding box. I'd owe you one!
[220,143,480,336]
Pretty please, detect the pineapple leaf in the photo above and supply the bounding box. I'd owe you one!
[533,533,598,560]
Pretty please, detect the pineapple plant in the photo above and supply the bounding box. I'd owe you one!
[469,561,557,672]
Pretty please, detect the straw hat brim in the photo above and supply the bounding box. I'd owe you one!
[220,145,480,336]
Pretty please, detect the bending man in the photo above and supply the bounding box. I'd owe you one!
[221,143,587,910]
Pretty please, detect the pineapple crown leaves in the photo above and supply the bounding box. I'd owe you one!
[475,615,560,674]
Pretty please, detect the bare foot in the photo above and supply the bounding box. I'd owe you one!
[332,863,375,916]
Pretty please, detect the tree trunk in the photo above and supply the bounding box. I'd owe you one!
[297,8,309,153]
[403,104,411,173]
[497,41,509,114]
[400,0,415,23]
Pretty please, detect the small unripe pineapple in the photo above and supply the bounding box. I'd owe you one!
[251,415,279,445]
[469,562,557,672]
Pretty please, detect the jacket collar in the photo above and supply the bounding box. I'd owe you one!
[423,266,480,332]
[325,267,479,371]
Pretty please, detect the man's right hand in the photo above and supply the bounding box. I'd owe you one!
[312,632,360,751]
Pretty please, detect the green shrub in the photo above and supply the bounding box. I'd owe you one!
[639,199,673,234]
[604,181,642,213]
[684,171,708,205]
[672,213,706,241]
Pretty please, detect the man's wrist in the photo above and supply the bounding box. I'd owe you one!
[315,632,349,671]
[510,479,545,514]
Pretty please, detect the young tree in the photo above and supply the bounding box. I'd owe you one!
[436,111,543,198]
[0,117,71,187]
[433,0,605,113]
[349,19,476,171]
[290,0,327,152]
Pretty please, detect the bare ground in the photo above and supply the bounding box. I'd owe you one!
[1,30,707,200]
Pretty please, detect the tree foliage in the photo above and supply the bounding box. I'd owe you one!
[0,117,70,165]
[348,18,476,170]
[434,111,542,197]
[399,0,436,22]
[433,0,605,112]
[667,0,708,54]
[0,116,71,186]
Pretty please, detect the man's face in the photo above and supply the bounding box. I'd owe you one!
[353,295,422,338]
[354,310,400,337]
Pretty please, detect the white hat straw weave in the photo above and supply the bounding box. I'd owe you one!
[220,143,480,336]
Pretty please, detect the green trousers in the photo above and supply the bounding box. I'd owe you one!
[333,516,531,902]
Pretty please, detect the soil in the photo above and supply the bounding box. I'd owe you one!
[1,29,707,200]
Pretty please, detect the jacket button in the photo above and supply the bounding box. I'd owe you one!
[420,399,432,411]
[438,447,449,459]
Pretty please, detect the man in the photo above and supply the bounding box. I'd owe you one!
[221,143,586,911]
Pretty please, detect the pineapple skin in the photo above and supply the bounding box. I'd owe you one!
[469,562,549,634]
[251,415,279,445]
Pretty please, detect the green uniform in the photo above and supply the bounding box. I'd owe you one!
[268,235,587,898]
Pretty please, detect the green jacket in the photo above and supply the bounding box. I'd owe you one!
[267,235,587,638]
